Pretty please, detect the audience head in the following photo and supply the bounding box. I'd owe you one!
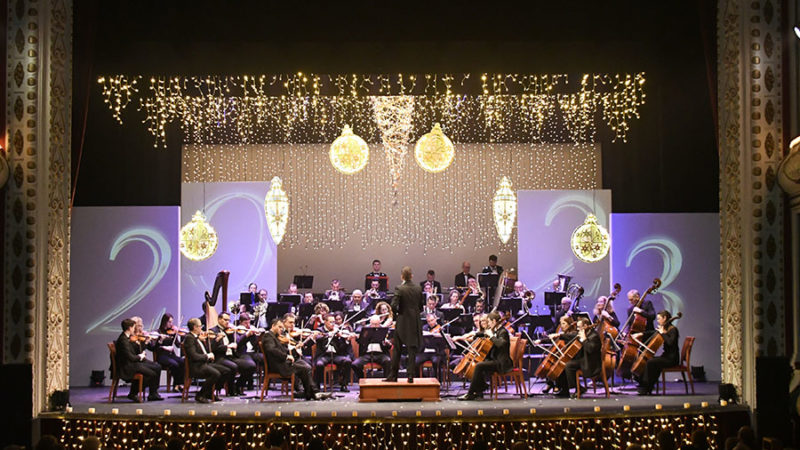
[690,429,709,450]
[35,435,65,450]
[656,430,675,450]
[736,426,755,449]
[577,439,597,450]
[166,437,184,450]
[268,429,286,447]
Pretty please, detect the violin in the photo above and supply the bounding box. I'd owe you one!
[630,312,682,376]
[616,278,661,378]
[166,327,189,336]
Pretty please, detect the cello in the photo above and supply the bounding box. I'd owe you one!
[615,278,661,378]
[534,317,575,379]
[630,312,682,376]
[453,336,493,380]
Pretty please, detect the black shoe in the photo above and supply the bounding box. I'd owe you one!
[212,394,222,402]
[127,393,142,403]
[196,395,211,404]
[542,385,553,394]
[147,394,164,401]
[457,392,483,401]
[555,390,570,398]
[407,378,414,383]
[382,377,397,382]
[637,387,651,396]
[340,385,349,392]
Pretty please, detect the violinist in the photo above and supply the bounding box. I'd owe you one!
[183,318,232,403]
[418,314,445,379]
[457,311,512,400]
[236,313,264,391]
[282,313,315,369]
[634,310,679,395]
[209,312,255,396]
[557,317,601,399]
[313,314,353,392]
[440,290,465,311]
[115,318,162,402]
[501,310,515,334]
[346,290,369,313]
[352,315,392,378]
[592,296,620,328]
[334,311,353,334]
[309,303,330,330]
[374,301,395,328]
[261,318,321,401]
[627,289,656,331]
[155,313,185,392]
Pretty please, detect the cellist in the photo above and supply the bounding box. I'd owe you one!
[457,311,512,400]
[534,315,576,395]
[555,317,602,398]
[626,289,656,331]
[633,310,679,395]
[593,296,620,328]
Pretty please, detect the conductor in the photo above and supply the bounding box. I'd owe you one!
[383,266,424,383]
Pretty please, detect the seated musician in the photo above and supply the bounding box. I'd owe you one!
[457,311,512,400]
[465,277,484,298]
[509,281,526,298]
[592,296,620,328]
[627,289,656,331]
[254,289,269,328]
[287,283,299,295]
[310,302,330,330]
[474,298,486,314]
[421,294,443,320]
[261,318,322,401]
[313,314,354,392]
[419,269,442,294]
[209,312,256,396]
[555,317,601,398]
[364,259,387,291]
[346,289,369,312]
[366,279,387,301]
[633,310,679,395]
[243,282,258,311]
[500,310,515,334]
[374,301,395,328]
[352,315,392,378]
[115,318,163,402]
[183,317,232,403]
[553,297,574,326]
[534,315,577,395]
[235,313,263,391]
[454,261,475,289]
[417,314,444,378]
[282,313,316,368]
[155,313,185,392]
[440,289,465,311]
[450,313,487,369]
[301,292,315,304]
[334,311,353,333]
[325,279,346,301]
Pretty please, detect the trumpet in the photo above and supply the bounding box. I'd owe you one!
[366,288,380,300]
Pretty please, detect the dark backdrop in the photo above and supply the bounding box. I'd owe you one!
[71,0,718,212]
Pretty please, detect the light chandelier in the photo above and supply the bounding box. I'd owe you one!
[570,213,610,263]
[415,123,455,173]
[371,95,415,199]
[329,124,369,174]
[492,176,517,244]
[179,210,219,261]
[264,176,289,245]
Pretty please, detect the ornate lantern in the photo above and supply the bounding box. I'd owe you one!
[264,176,289,245]
[492,176,517,244]
[329,124,369,174]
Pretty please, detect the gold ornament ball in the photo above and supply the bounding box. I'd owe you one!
[570,213,610,263]
[179,210,219,261]
[329,124,369,174]
[415,123,455,173]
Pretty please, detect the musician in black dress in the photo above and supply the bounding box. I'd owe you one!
[626,289,656,331]
[557,317,602,398]
[261,318,320,400]
[458,311,512,400]
[365,259,387,290]
[352,315,392,378]
[634,310,679,395]
[384,266,424,383]
[115,318,162,402]
[313,314,353,392]
[183,318,232,403]
[154,313,185,391]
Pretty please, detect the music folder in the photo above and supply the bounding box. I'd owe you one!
[265,302,291,322]
[478,273,500,288]
[497,297,522,313]
[279,294,302,306]
[345,308,368,325]
[359,326,389,343]
[293,275,314,289]
[422,334,446,352]
[322,299,344,312]
[438,308,462,323]
[462,294,481,311]
[240,292,255,305]
[297,303,314,319]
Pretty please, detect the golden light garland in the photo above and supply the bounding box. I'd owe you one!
[178,210,218,261]
[414,123,455,173]
[371,95,415,199]
[329,124,369,174]
[570,213,611,263]
[492,176,517,244]
[264,176,289,245]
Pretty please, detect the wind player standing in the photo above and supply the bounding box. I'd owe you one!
[383,266,424,383]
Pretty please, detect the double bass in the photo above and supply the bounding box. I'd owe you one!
[615,278,661,378]
[596,283,622,378]
[630,312,682,376]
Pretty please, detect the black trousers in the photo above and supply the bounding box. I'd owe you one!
[314,355,352,386]
[156,353,185,385]
[415,353,441,378]
[192,362,232,399]
[353,353,391,378]
[388,335,418,380]
[289,360,316,398]
[639,356,676,391]
[468,359,501,394]
[224,354,257,389]
[127,361,160,396]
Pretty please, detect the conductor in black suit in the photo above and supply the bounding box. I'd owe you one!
[458,311,512,400]
[182,318,232,403]
[384,266,424,383]
[557,317,602,398]
[115,318,162,402]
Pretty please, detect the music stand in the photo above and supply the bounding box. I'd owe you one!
[359,326,389,348]
[293,275,313,290]
[462,294,480,312]
[266,302,291,323]
[528,314,555,333]
[345,308,368,325]
[297,303,314,320]
[279,294,301,306]
[240,292,255,305]
[322,299,344,312]
[478,273,500,288]
[544,292,566,317]
[422,334,446,352]
[497,297,522,314]
[438,308,462,324]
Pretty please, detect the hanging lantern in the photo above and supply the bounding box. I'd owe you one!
[179,210,218,261]
[570,213,611,263]
[329,124,369,174]
[414,123,455,173]
[264,176,289,245]
[492,176,517,244]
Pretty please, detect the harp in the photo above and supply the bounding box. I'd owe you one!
[203,270,230,330]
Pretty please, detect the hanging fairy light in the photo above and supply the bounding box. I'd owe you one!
[179,210,218,261]
[492,176,517,244]
[329,124,369,174]
[372,95,415,199]
[570,213,610,263]
[414,123,455,173]
[264,176,289,245]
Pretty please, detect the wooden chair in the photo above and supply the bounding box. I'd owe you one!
[661,336,695,395]
[258,340,294,401]
[354,337,386,378]
[317,337,355,391]
[490,337,528,400]
[107,342,144,403]
[575,366,610,398]
[180,342,226,402]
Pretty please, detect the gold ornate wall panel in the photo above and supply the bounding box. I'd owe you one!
[718,0,785,407]
[4,0,72,413]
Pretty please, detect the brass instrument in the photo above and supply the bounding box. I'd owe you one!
[366,288,380,300]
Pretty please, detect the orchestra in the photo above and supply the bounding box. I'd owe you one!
[107,263,695,404]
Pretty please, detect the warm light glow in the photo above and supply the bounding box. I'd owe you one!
[493,176,517,244]
[570,213,610,263]
[372,95,415,199]
[415,123,455,173]
[179,210,218,261]
[329,124,369,174]
[264,176,289,245]
[794,25,800,39]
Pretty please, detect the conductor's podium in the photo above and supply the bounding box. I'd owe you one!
[358,378,440,402]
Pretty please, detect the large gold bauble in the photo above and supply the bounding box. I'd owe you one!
[179,210,218,261]
[329,125,369,174]
[570,213,610,263]
[414,123,455,173]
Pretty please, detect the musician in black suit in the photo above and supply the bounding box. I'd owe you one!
[634,310,680,395]
[235,313,263,390]
[352,315,391,378]
[384,266,424,383]
[454,262,475,289]
[421,295,443,320]
[418,314,445,379]
[262,318,320,400]
[313,314,353,392]
[458,311,512,400]
[183,318,232,403]
[556,317,602,398]
[626,289,656,331]
[364,259,388,290]
[419,270,442,294]
[114,319,162,402]
[209,312,255,395]
[481,254,503,276]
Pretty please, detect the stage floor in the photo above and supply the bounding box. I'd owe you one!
[50,379,742,421]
